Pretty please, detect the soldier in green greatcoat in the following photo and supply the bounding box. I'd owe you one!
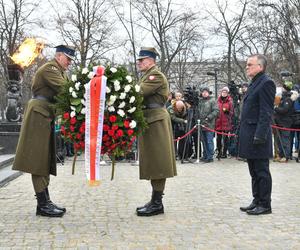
[13,45,75,217]
[136,47,177,216]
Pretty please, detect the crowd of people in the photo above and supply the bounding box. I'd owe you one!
[167,78,300,164]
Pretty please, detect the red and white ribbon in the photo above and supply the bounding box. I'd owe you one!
[85,66,106,185]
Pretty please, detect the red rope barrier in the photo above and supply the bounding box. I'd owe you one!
[271,125,300,132]
[200,125,237,137]
[173,124,300,142]
[174,125,197,142]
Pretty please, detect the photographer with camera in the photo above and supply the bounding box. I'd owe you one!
[215,87,234,158]
[167,100,190,160]
[273,81,298,163]
[197,87,219,163]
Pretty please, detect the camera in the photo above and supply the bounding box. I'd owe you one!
[228,81,241,96]
[280,71,294,77]
[183,86,199,106]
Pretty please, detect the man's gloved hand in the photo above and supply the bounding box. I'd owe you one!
[253,136,266,144]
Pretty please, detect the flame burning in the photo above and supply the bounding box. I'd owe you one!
[11,38,44,68]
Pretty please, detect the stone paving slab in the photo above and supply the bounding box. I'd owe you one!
[0,157,300,249]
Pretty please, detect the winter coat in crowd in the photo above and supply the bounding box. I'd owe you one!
[197,96,219,129]
[215,95,234,131]
[274,90,298,128]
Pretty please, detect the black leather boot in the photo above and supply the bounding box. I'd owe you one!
[136,191,153,212]
[36,190,65,217]
[136,191,164,216]
[45,188,66,213]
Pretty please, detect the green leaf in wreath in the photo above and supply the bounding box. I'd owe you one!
[75,104,83,112]
[71,98,82,106]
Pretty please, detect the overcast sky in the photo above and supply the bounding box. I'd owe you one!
[26,0,236,62]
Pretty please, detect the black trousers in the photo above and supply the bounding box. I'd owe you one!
[216,133,229,156]
[247,159,272,208]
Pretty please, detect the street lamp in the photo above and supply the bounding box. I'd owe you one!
[207,68,219,99]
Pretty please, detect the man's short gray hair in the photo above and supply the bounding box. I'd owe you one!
[249,54,268,71]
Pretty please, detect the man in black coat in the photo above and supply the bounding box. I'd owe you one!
[238,54,276,215]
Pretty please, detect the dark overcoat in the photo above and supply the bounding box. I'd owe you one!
[138,65,177,180]
[13,59,67,176]
[238,73,276,159]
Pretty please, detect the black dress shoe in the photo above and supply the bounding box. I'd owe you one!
[246,206,272,215]
[240,202,256,212]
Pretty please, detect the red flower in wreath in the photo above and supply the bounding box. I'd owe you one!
[103,124,110,131]
[63,112,70,120]
[127,129,134,136]
[108,130,115,136]
[124,120,130,128]
[116,129,123,137]
[109,115,117,123]
[70,125,75,132]
[112,125,119,131]
[79,125,85,134]
[70,117,77,125]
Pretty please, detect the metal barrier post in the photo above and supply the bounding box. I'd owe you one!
[195,119,201,163]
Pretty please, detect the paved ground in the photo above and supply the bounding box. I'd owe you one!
[0,156,300,249]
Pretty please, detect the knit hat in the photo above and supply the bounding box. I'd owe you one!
[201,86,210,93]
[221,86,229,93]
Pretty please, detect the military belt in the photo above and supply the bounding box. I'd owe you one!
[32,95,51,102]
[144,103,165,109]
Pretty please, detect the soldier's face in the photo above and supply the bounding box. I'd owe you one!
[137,57,154,72]
[246,57,263,79]
[57,53,72,70]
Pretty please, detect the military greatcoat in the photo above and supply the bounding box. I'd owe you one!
[138,65,177,180]
[13,59,67,176]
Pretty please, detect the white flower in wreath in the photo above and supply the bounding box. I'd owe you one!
[70,106,76,111]
[135,85,141,92]
[114,80,121,91]
[110,67,117,73]
[124,85,131,93]
[80,108,86,114]
[75,82,81,91]
[71,91,78,98]
[128,107,136,113]
[129,96,135,103]
[108,106,115,112]
[117,109,125,117]
[82,68,89,74]
[108,95,117,105]
[106,86,111,93]
[126,75,133,83]
[71,74,77,82]
[81,99,85,106]
[118,101,126,108]
[70,111,76,118]
[88,72,95,79]
[69,87,74,93]
[119,92,126,99]
[129,120,136,128]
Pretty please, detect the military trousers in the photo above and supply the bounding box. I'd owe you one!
[151,179,166,192]
[31,174,50,193]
